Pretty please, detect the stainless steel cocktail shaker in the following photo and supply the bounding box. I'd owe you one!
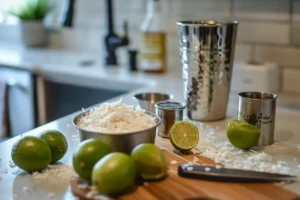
[177,21,238,121]
[237,92,277,146]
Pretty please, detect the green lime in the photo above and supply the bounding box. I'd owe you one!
[11,136,52,172]
[38,130,68,163]
[73,139,112,180]
[226,119,261,150]
[92,152,137,195]
[131,143,168,180]
[170,121,199,152]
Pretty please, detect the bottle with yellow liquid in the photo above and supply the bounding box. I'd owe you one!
[140,0,166,73]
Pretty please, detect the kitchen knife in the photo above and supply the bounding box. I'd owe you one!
[178,164,298,182]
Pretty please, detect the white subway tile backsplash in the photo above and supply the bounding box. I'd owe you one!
[233,0,290,22]
[237,22,290,44]
[292,0,300,22]
[291,24,300,46]
[283,68,300,93]
[254,45,300,68]
[168,0,231,34]
[170,0,231,18]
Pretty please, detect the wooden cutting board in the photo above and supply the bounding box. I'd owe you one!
[70,137,298,200]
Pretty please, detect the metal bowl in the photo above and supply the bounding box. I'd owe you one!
[72,110,161,154]
[133,92,173,114]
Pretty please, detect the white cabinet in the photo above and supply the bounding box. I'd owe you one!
[0,66,35,137]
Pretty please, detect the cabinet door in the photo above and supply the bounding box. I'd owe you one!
[0,66,35,137]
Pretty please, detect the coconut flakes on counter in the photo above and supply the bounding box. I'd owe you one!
[22,186,31,194]
[187,120,300,177]
[9,160,16,168]
[170,160,178,165]
[27,164,74,185]
[47,193,55,199]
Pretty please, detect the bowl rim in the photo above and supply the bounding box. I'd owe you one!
[72,109,162,136]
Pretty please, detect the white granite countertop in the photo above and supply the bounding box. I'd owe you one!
[0,44,300,199]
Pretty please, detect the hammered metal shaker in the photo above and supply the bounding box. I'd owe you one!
[177,21,238,121]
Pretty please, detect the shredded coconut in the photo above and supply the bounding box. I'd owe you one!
[186,119,300,177]
[13,194,18,199]
[170,160,178,165]
[216,165,222,169]
[143,182,149,186]
[76,99,156,133]
[9,160,16,168]
[22,187,30,194]
[47,193,55,199]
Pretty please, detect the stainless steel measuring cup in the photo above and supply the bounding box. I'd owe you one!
[237,92,277,146]
[155,101,186,138]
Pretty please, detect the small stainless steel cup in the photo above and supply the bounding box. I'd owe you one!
[134,92,173,114]
[237,92,277,146]
[155,101,186,138]
[177,20,238,121]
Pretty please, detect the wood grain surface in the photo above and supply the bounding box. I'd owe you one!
[70,137,299,200]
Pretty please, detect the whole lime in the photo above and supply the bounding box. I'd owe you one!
[38,130,68,163]
[73,139,112,180]
[92,152,137,195]
[227,119,261,150]
[131,143,168,180]
[11,136,52,172]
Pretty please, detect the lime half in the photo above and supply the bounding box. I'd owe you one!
[170,121,199,152]
[227,119,261,150]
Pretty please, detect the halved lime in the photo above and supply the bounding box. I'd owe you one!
[227,119,261,150]
[170,121,199,152]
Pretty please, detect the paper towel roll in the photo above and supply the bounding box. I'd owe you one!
[231,61,280,93]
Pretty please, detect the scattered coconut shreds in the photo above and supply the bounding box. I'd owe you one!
[23,187,31,194]
[94,195,111,200]
[86,190,98,199]
[192,156,200,165]
[47,193,55,199]
[28,164,74,187]
[78,183,89,189]
[143,182,149,186]
[186,120,300,177]
[168,169,177,173]
[170,160,178,165]
[216,165,222,169]
[13,194,18,199]
[9,161,16,168]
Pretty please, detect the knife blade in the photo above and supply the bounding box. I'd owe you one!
[178,164,298,182]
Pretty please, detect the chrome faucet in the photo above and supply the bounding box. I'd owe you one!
[104,0,129,66]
